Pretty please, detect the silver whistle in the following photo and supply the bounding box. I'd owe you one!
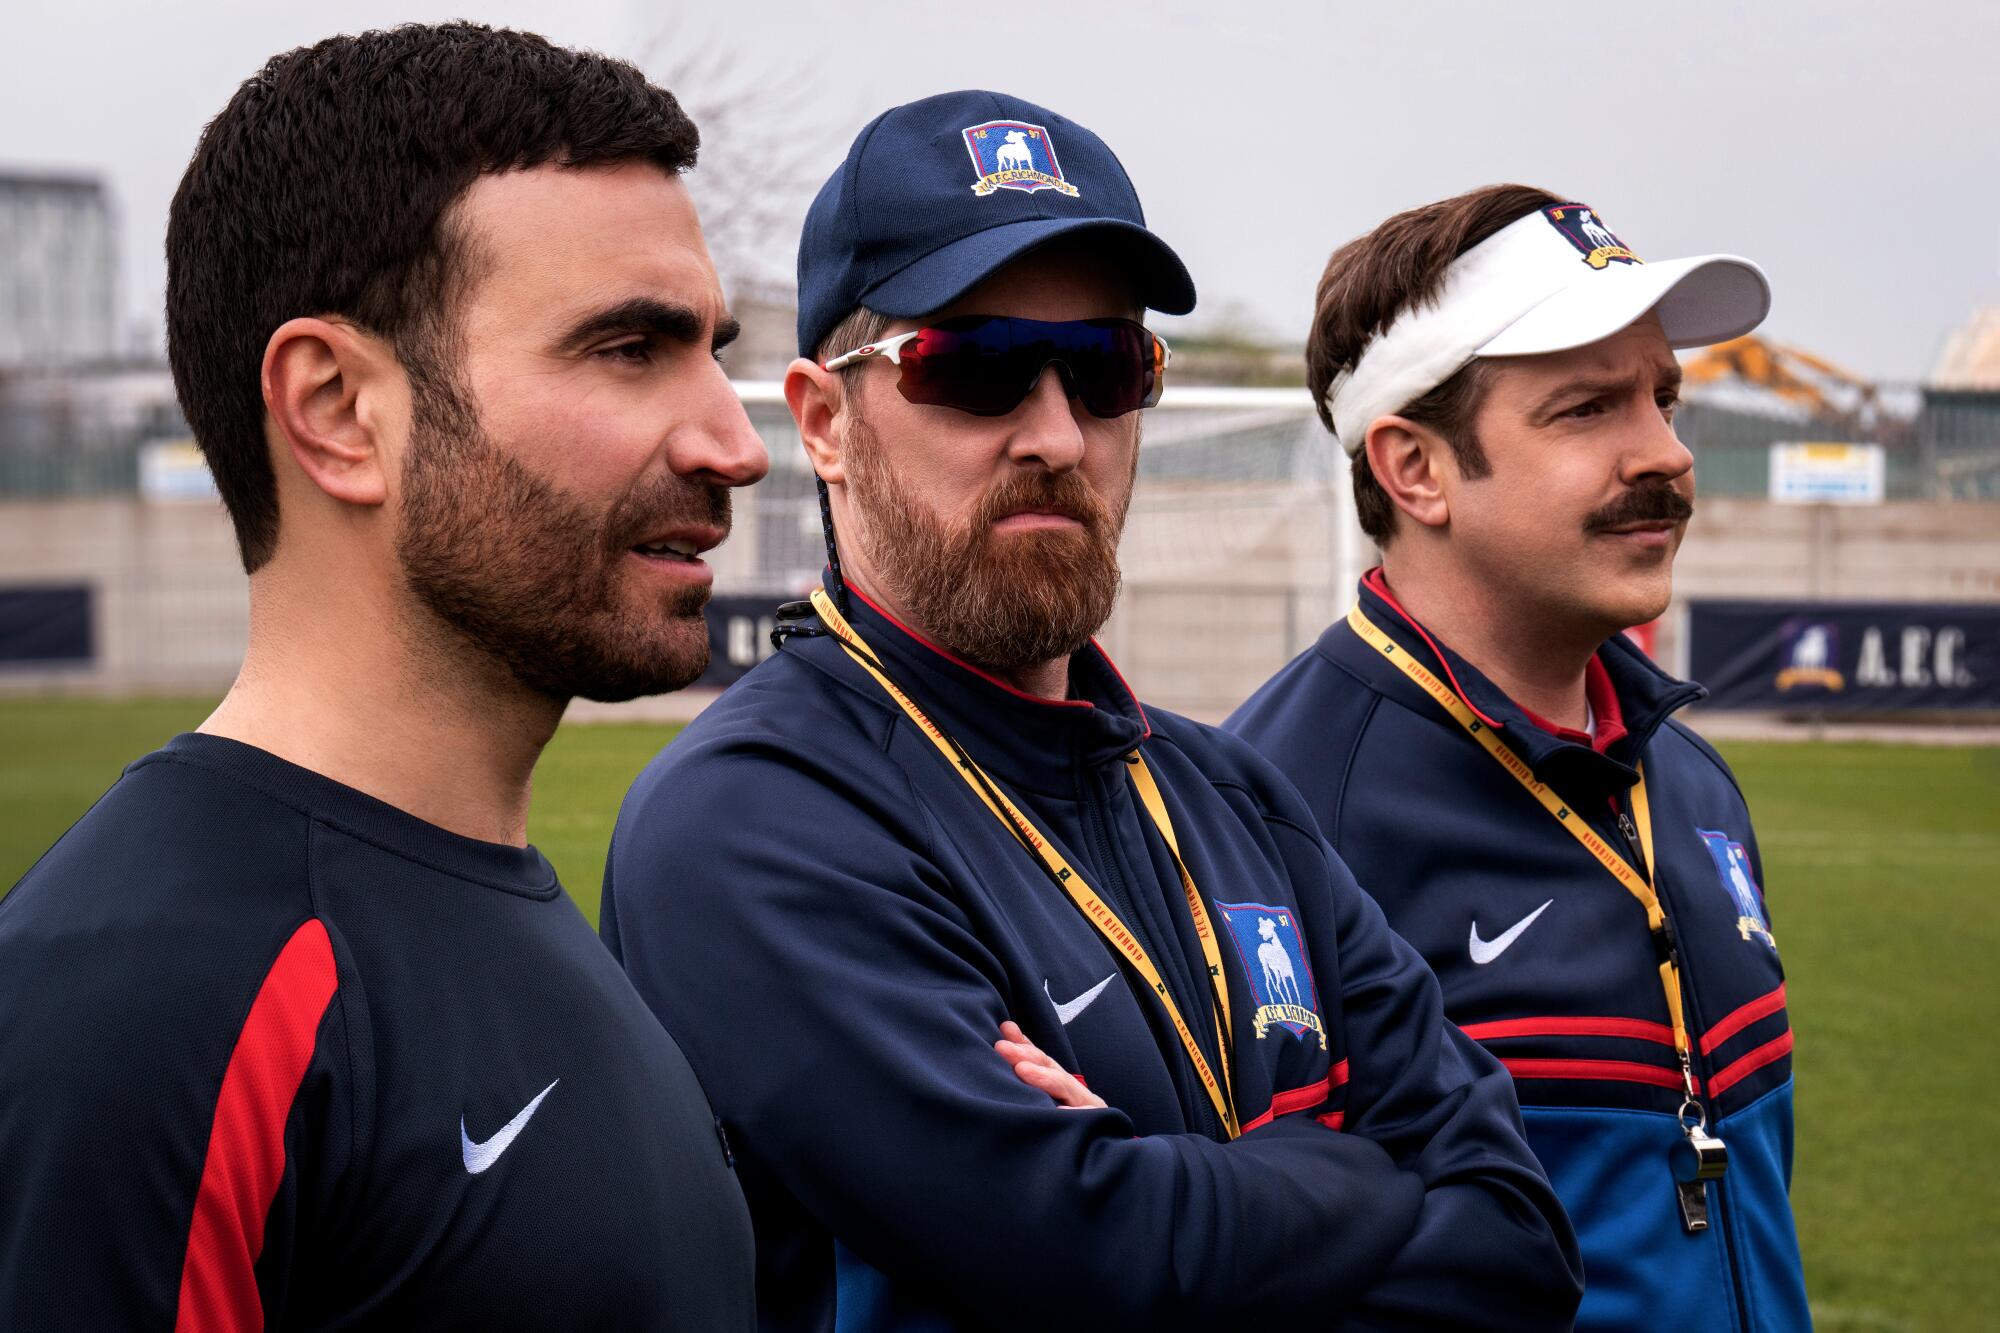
[1670,1113,1729,1232]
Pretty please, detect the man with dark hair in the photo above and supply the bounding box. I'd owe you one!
[1228,186,1810,1329]
[602,93,1581,1332]
[0,23,765,1329]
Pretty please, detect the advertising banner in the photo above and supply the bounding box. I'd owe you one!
[138,438,222,503]
[1767,442,1885,505]
[696,593,793,689]
[1688,600,1998,711]
[0,585,93,665]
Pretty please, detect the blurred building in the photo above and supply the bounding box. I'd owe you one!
[1922,305,2000,500]
[721,279,801,382]
[0,171,119,369]
[0,363,185,497]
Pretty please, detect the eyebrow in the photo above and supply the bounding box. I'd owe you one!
[553,298,741,355]
[1530,361,1684,421]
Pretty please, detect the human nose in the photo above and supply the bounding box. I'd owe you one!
[1624,404,1694,488]
[671,358,769,488]
[1005,364,1086,474]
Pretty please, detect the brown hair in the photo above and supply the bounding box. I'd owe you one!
[1306,184,1563,545]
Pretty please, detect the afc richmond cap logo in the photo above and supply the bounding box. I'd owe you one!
[1215,902,1328,1049]
[1545,204,1642,269]
[962,120,1079,198]
[1697,830,1778,950]
[1776,619,1845,692]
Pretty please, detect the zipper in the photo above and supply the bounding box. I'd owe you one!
[1611,798,1648,878]
[1082,770,1226,1143]
[1612,789,1753,1330]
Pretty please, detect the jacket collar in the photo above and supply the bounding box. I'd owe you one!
[816,573,1151,795]
[1335,569,1705,792]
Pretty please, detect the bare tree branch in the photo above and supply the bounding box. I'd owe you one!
[640,29,839,295]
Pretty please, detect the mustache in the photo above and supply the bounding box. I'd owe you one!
[1583,482,1694,533]
[973,470,1109,534]
[606,476,732,550]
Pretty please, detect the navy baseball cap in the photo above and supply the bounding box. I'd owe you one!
[796,90,1197,358]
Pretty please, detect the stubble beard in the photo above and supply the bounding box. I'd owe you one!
[394,372,727,703]
[841,415,1132,673]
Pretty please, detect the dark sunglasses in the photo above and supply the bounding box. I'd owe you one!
[822,315,1170,418]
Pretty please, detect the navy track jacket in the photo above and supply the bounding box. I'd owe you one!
[1228,574,1810,1332]
[602,583,1582,1332]
[0,734,756,1331]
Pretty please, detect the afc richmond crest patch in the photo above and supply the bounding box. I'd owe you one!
[961,120,1079,198]
[1697,829,1778,950]
[1215,902,1328,1050]
[1545,204,1642,269]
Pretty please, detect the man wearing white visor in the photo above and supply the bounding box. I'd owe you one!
[1229,185,1810,1331]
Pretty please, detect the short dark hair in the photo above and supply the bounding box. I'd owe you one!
[1305,183,1562,545]
[167,22,700,571]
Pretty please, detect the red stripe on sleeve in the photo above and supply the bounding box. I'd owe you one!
[176,919,338,1333]
[1501,1057,1691,1091]
[1461,1015,1676,1046]
[1699,984,1788,1056]
[1238,1060,1351,1134]
[1706,1029,1794,1099]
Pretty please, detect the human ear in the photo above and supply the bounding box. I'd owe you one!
[260,317,395,508]
[785,356,848,485]
[1364,416,1452,530]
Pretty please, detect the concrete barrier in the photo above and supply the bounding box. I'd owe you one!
[4,493,1997,723]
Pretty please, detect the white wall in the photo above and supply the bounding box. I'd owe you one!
[3,492,1996,718]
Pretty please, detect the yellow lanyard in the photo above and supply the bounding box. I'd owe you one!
[1346,604,1702,1102]
[811,589,1240,1137]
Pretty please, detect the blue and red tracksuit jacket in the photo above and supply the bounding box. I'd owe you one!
[602,580,1582,1332]
[1227,571,1810,1332]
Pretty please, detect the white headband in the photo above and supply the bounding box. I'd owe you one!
[1324,203,1772,456]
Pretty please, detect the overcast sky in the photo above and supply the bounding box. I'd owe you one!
[4,0,1995,381]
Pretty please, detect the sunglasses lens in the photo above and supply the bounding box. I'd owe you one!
[1070,320,1160,417]
[894,317,1163,418]
[896,319,1034,416]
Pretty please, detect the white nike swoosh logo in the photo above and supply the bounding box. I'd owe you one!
[1468,900,1555,965]
[1046,975,1116,1025]
[460,1079,559,1175]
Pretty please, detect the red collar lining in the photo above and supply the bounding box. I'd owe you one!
[1517,657,1627,754]
[1362,568,1627,751]
[1361,569,1506,730]
[1085,639,1153,742]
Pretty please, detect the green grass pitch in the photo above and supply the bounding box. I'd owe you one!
[2,696,1994,1330]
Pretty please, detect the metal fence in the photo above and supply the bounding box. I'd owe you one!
[5,374,1998,504]
[4,379,1997,714]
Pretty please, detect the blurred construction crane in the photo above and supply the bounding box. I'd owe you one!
[1681,335,1881,428]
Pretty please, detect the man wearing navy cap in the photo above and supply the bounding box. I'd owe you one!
[602,95,1581,1331]
[1227,185,1809,1329]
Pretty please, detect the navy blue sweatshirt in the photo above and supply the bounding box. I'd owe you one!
[0,733,755,1331]
[1228,573,1808,1332]
[602,582,1581,1332]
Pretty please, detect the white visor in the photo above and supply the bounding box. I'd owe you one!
[1325,203,1771,456]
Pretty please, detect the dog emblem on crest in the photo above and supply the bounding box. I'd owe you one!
[1697,830,1778,950]
[1216,901,1329,1049]
[962,120,1080,198]
[1776,620,1845,692]
[1545,204,1643,269]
